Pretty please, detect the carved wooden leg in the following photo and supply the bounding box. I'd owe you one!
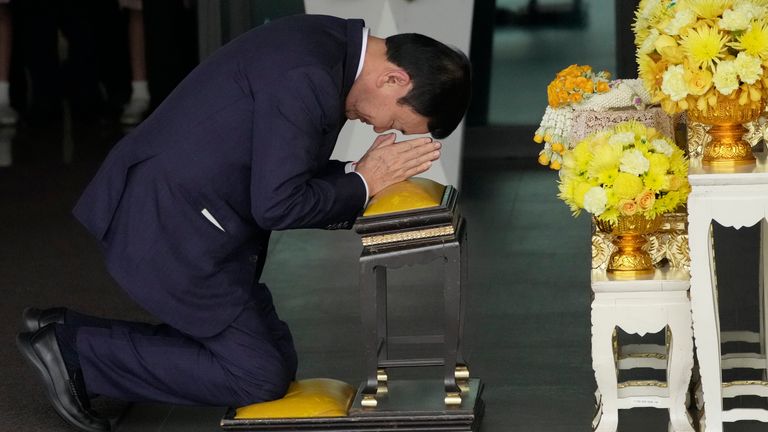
[592,299,618,432]
[443,243,462,405]
[667,302,695,432]
[688,216,724,432]
[359,259,381,406]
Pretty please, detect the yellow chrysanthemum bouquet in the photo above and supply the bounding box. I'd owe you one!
[634,0,768,114]
[558,121,690,223]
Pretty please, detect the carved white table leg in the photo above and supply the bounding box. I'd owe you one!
[761,219,768,381]
[667,299,695,432]
[592,307,619,432]
[688,208,724,432]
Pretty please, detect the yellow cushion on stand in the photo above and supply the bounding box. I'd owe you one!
[234,379,355,419]
[363,178,446,217]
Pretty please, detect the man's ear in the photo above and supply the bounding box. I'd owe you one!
[376,69,411,88]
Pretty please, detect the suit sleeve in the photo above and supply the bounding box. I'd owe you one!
[250,67,366,230]
[318,160,349,177]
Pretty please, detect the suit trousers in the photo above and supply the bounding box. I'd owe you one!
[74,290,297,406]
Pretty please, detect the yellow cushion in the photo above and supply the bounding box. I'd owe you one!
[363,178,446,217]
[234,379,355,419]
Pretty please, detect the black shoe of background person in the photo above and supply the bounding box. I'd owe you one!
[16,326,111,432]
[22,307,67,332]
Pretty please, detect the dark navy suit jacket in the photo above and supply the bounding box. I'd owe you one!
[73,15,367,337]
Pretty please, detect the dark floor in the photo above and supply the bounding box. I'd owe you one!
[1,118,766,432]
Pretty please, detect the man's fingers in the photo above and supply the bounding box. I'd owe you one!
[404,149,440,170]
[362,137,441,194]
[373,133,397,147]
[385,151,439,182]
[404,160,434,178]
[397,137,438,153]
[400,144,441,164]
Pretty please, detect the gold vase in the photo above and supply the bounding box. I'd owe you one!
[594,214,663,277]
[687,95,764,168]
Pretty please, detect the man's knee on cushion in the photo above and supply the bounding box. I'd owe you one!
[220,350,294,406]
[230,366,292,406]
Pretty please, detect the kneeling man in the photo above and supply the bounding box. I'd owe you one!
[17,14,471,432]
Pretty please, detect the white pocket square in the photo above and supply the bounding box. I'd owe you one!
[201,208,226,232]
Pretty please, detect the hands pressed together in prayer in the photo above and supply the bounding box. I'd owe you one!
[355,133,441,197]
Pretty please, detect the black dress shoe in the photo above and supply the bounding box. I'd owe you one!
[16,327,111,432]
[22,307,67,332]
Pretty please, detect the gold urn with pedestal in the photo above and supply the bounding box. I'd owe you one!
[594,214,663,277]
[687,95,765,168]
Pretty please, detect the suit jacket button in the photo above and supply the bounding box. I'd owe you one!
[249,255,259,263]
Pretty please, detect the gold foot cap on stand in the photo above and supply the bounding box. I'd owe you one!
[454,366,470,380]
[376,369,388,382]
[361,394,378,408]
[376,382,389,396]
[444,392,462,406]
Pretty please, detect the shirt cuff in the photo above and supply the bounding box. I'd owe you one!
[351,171,369,208]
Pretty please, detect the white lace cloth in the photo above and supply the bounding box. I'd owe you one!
[535,79,674,167]
[570,107,674,144]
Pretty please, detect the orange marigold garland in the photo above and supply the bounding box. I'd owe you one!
[536,65,613,169]
[547,64,611,108]
[535,65,654,171]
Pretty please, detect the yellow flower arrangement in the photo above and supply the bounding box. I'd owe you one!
[558,121,690,223]
[545,64,612,108]
[535,64,614,169]
[634,0,768,114]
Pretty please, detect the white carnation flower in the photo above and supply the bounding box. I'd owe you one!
[651,138,674,157]
[720,8,752,31]
[608,132,636,147]
[735,1,766,18]
[735,52,763,84]
[637,0,661,22]
[664,9,696,35]
[713,60,740,95]
[661,65,689,101]
[620,149,650,175]
[639,29,661,55]
[583,186,608,215]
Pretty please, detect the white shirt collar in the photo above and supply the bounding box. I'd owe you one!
[355,27,369,80]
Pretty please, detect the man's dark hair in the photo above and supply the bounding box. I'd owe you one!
[385,34,471,139]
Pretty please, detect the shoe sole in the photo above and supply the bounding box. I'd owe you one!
[16,333,110,432]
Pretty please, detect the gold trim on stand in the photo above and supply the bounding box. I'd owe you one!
[617,380,668,389]
[618,352,667,360]
[361,225,455,246]
[722,380,768,388]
